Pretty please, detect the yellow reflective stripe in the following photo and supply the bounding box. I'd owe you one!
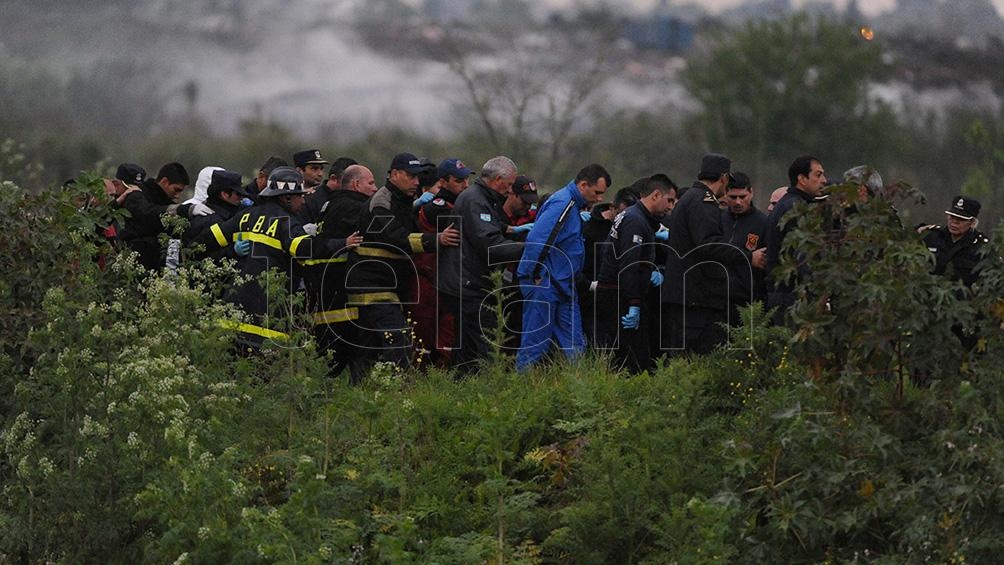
[289,235,310,256]
[218,319,289,340]
[347,292,400,305]
[312,307,360,325]
[354,246,408,260]
[210,224,227,247]
[231,232,284,252]
[408,233,425,253]
[299,256,348,266]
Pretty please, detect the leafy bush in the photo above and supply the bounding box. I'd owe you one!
[1,174,1003,563]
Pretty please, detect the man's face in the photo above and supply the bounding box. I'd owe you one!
[726,188,753,215]
[578,178,608,206]
[283,193,306,214]
[647,190,675,217]
[389,169,420,196]
[300,164,326,188]
[488,173,517,195]
[442,175,470,196]
[507,194,532,218]
[257,171,268,190]
[354,169,378,197]
[947,215,975,238]
[220,190,242,205]
[326,174,340,191]
[158,178,187,203]
[798,161,827,196]
[768,187,787,212]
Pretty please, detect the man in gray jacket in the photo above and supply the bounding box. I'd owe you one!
[438,156,526,373]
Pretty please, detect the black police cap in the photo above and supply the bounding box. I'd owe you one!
[115,163,146,186]
[946,195,981,220]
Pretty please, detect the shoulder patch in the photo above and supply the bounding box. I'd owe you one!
[432,198,446,206]
[632,234,643,244]
[480,213,492,222]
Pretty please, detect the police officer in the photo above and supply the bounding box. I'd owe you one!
[438,156,525,373]
[293,149,329,192]
[345,153,460,371]
[662,154,762,354]
[594,176,675,373]
[923,196,988,288]
[764,155,827,325]
[721,172,768,326]
[244,156,287,202]
[195,167,360,349]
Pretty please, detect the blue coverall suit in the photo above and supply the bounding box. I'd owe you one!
[516,180,587,372]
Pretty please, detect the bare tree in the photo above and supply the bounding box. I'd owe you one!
[442,28,607,181]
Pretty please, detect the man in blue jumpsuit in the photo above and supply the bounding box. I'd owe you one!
[516,164,610,372]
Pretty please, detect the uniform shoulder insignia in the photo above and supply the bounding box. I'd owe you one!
[703,194,717,203]
[916,224,938,234]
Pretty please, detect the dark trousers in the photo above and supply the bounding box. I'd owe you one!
[595,286,653,374]
[443,293,500,374]
[661,303,728,355]
[315,322,365,384]
[357,303,412,371]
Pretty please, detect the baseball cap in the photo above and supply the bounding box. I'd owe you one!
[512,175,539,203]
[389,152,427,174]
[208,170,247,198]
[437,158,473,180]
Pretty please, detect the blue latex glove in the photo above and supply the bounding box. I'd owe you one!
[654,228,669,242]
[233,234,251,257]
[650,270,664,287]
[414,191,435,207]
[240,197,254,208]
[511,222,534,234]
[621,306,641,330]
[580,210,592,222]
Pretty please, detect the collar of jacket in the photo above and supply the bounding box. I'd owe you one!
[385,182,415,204]
[473,178,507,206]
[141,178,175,205]
[788,186,817,203]
[635,200,662,226]
[730,203,760,218]
[561,180,588,208]
[693,180,720,204]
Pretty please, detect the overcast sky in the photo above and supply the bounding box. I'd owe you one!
[556,0,1004,18]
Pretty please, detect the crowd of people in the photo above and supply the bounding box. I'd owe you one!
[98,149,991,379]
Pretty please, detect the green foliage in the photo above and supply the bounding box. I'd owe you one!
[2,174,1004,562]
[682,13,896,183]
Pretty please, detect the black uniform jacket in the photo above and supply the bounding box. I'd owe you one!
[597,202,661,308]
[344,183,438,303]
[722,205,768,304]
[662,181,751,309]
[923,226,989,287]
[437,179,524,299]
[764,187,817,294]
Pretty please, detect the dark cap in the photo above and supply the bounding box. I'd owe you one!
[946,195,981,220]
[512,175,539,203]
[437,158,473,180]
[699,153,732,179]
[208,170,247,198]
[259,156,288,175]
[389,152,427,174]
[329,157,358,178]
[293,149,329,168]
[115,163,146,187]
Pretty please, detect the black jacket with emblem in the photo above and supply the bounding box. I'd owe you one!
[344,183,438,303]
[597,201,661,308]
[923,226,989,287]
[194,199,349,340]
[438,178,524,299]
[722,204,768,304]
[662,181,752,309]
